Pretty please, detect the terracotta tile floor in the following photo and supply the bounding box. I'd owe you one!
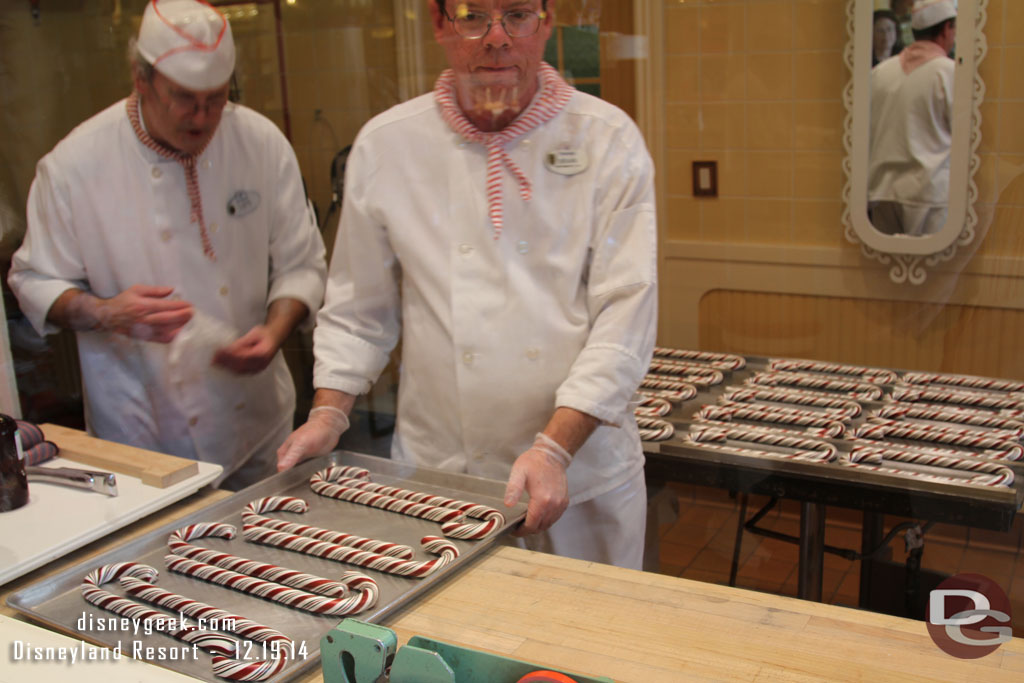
[652,482,1024,635]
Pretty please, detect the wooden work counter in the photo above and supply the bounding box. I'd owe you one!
[3,486,1024,682]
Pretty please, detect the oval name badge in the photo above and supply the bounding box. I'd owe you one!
[544,148,588,176]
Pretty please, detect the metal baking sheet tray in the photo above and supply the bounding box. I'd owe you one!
[6,450,527,682]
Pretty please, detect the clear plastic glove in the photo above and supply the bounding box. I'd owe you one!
[213,325,280,375]
[92,285,193,342]
[503,432,572,537]
[276,406,350,472]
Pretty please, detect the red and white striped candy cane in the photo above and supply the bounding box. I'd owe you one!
[168,522,362,598]
[890,386,1024,412]
[637,384,698,403]
[768,359,897,385]
[242,525,458,578]
[872,404,1024,439]
[637,416,674,441]
[165,554,378,616]
[653,346,746,369]
[119,576,292,681]
[696,403,848,438]
[81,563,248,677]
[309,466,505,540]
[901,371,1024,394]
[845,443,1014,487]
[647,370,722,388]
[687,423,837,463]
[854,419,1024,459]
[243,497,413,559]
[722,386,862,420]
[747,372,883,401]
[634,394,673,417]
[641,376,701,395]
[647,361,725,386]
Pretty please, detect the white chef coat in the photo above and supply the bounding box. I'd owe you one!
[8,99,326,481]
[868,48,954,215]
[314,88,658,507]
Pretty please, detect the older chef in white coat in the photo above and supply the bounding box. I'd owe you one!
[8,0,326,488]
[868,0,957,236]
[277,0,657,569]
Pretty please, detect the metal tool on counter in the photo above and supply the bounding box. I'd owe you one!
[322,620,612,683]
[26,466,118,497]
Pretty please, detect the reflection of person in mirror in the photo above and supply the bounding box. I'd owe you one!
[6,0,327,490]
[873,10,903,66]
[891,0,916,50]
[868,0,957,237]
[276,0,657,569]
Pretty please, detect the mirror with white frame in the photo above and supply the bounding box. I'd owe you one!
[842,0,988,284]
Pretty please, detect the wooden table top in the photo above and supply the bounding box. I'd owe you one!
[4,486,1024,682]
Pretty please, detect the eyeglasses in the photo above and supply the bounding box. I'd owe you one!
[443,6,547,40]
[153,80,229,117]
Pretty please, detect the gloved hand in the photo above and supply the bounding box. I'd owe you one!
[92,285,193,342]
[276,406,350,472]
[503,432,572,536]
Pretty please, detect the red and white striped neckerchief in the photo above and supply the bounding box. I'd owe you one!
[125,92,217,261]
[433,62,575,240]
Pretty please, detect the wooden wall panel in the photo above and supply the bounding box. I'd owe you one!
[698,291,1024,380]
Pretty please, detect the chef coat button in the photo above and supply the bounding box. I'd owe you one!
[160,229,173,243]
[210,222,220,233]
[462,351,474,365]
[459,243,473,254]
[521,139,531,146]
[526,348,540,360]
[151,167,162,179]
[219,285,229,296]
[473,452,485,462]
[202,160,212,170]
[517,240,529,254]
[189,416,199,427]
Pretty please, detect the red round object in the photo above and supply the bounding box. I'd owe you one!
[516,671,578,683]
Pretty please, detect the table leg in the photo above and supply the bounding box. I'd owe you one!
[798,502,826,601]
[859,511,884,608]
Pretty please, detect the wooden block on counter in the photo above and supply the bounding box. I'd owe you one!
[40,423,199,488]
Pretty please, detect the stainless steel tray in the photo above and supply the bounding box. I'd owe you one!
[6,450,526,682]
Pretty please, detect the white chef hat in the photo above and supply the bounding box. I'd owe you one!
[911,0,957,31]
[136,0,235,90]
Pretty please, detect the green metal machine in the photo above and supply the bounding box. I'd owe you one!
[321,619,614,683]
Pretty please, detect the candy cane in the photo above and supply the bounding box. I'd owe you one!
[901,371,1024,394]
[696,403,848,438]
[747,372,883,401]
[768,359,897,385]
[873,404,1024,439]
[687,423,837,463]
[637,385,698,403]
[641,376,701,396]
[634,394,673,417]
[81,563,251,679]
[890,386,1024,412]
[242,525,458,578]
[647,362,725,386]
[637,416,674,441]
[168,522,363,598]
[165,554,378,616]
[722,386,862,420]
[843,443,1014,487]
[243,497,413,559]
[309,466,505,540]
[119,576,292,681]
[647,370,721,388]
[653,346,746,370]
[854,418,1024,459]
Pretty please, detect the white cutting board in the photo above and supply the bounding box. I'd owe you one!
[0,614,193,682]
[0,457,221,586]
